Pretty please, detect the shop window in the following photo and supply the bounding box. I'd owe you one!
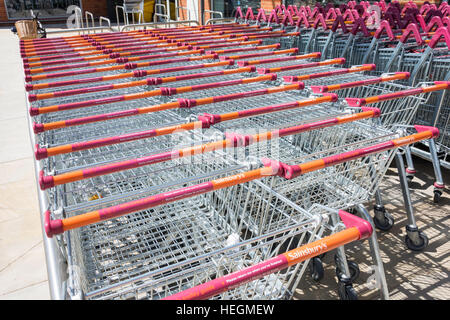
[4,0,82,20]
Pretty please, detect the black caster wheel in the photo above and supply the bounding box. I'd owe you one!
[309,257,324,282]
[318,252,327,259]
[337,282,358,300]
[406,174,414,184]
[373,210,395,231]
[336,261,360,282]
[433,190,442,204]
[405,231,429,251]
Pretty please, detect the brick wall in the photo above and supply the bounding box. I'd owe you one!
[81,0,108,18]
[0,4,7,22]
[260,0,282,11]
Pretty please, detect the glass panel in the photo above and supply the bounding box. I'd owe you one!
[4,0,82,20]
[212,0,261,18]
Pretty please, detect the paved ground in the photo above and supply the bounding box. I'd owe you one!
[0,27,448,300]
[296,157,450,300]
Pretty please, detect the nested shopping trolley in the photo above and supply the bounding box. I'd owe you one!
[41,118,437,300]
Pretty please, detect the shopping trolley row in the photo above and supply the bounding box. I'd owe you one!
[232,2,450,171]
[22,24,448,300]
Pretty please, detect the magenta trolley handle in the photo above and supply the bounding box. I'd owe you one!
[25,60,234,90]
[350,18,370,37]
[237,52,321,67]
[313,13,328,30]
[162,74,278,95]
[309,72,411,93]
[345,82,450,107]
[44,126,438,237]
[267,9,280,24]
[220,48,298,61]
[256,8,267,22]
[428,27,450,49]
[178,82,305,108]
[31,73,273,117]
[282,64,376,82]
[415,14,428,31]
[295,12,310,28]
[374,20,395,40]
[235,6,243,19]
[326,8,338,20]
[257,58,346,74]
[245,7,255,20]
[281,10,295,26]
[399,23,424,44]
[331,15,348,33]
[41,104,378,189]
[163,211,372,301]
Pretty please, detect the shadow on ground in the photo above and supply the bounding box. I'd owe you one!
[294,156,450,300]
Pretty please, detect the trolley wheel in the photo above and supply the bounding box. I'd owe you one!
[433,189,442,204]
[336,261,360,282]
[405,231,429,252]
[406,174,414,184]
[373,210,394,231]
[309,257,324,282]
[337,282,358,300]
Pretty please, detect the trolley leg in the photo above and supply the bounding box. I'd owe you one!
[373,189,394,231]
[428,138,445,203]
[331,212,359,300]
[404,146,416,183]
[395,151,429,251]
[355,205,390,300]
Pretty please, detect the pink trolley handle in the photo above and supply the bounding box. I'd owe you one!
[257,57,346,74]
[283,64,376,83]
[25,59,233,91]
[30,73,277,119]
[345,81,450,107]
[38,107,379,189]
[164,211,372,300]
[237,52,322,66]
[310,72,410,93]
[44,126,439,237]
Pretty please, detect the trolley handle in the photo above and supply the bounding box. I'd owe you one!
[313,13,328,30]
[25,59,233,91]
[237,52,321,67]
[163,211,371,300]
[331,15,348,34]
[43,126,439,237]
[245,7,255,21]
[350,18,370,37]
[276,125,439,180]
[428,27,450,49]
[374,20,396,41]
[310,72,410,93]
[206,43,280,55]
[30,73,275,121]
[283,64,376,82]
[257,57,346,74]
[399,23,424,45]
[295,12,311,28]
[177,82,305,109]
[345,82,450,107]
[219,48,299,61]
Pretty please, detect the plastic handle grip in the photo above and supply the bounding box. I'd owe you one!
[374,20,395,40]
[163,225,366,300]
[44,126,438,237]
[400,23,424,44]
[428,27,450,49]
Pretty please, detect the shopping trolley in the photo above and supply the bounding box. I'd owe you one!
[43,124,438,300]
